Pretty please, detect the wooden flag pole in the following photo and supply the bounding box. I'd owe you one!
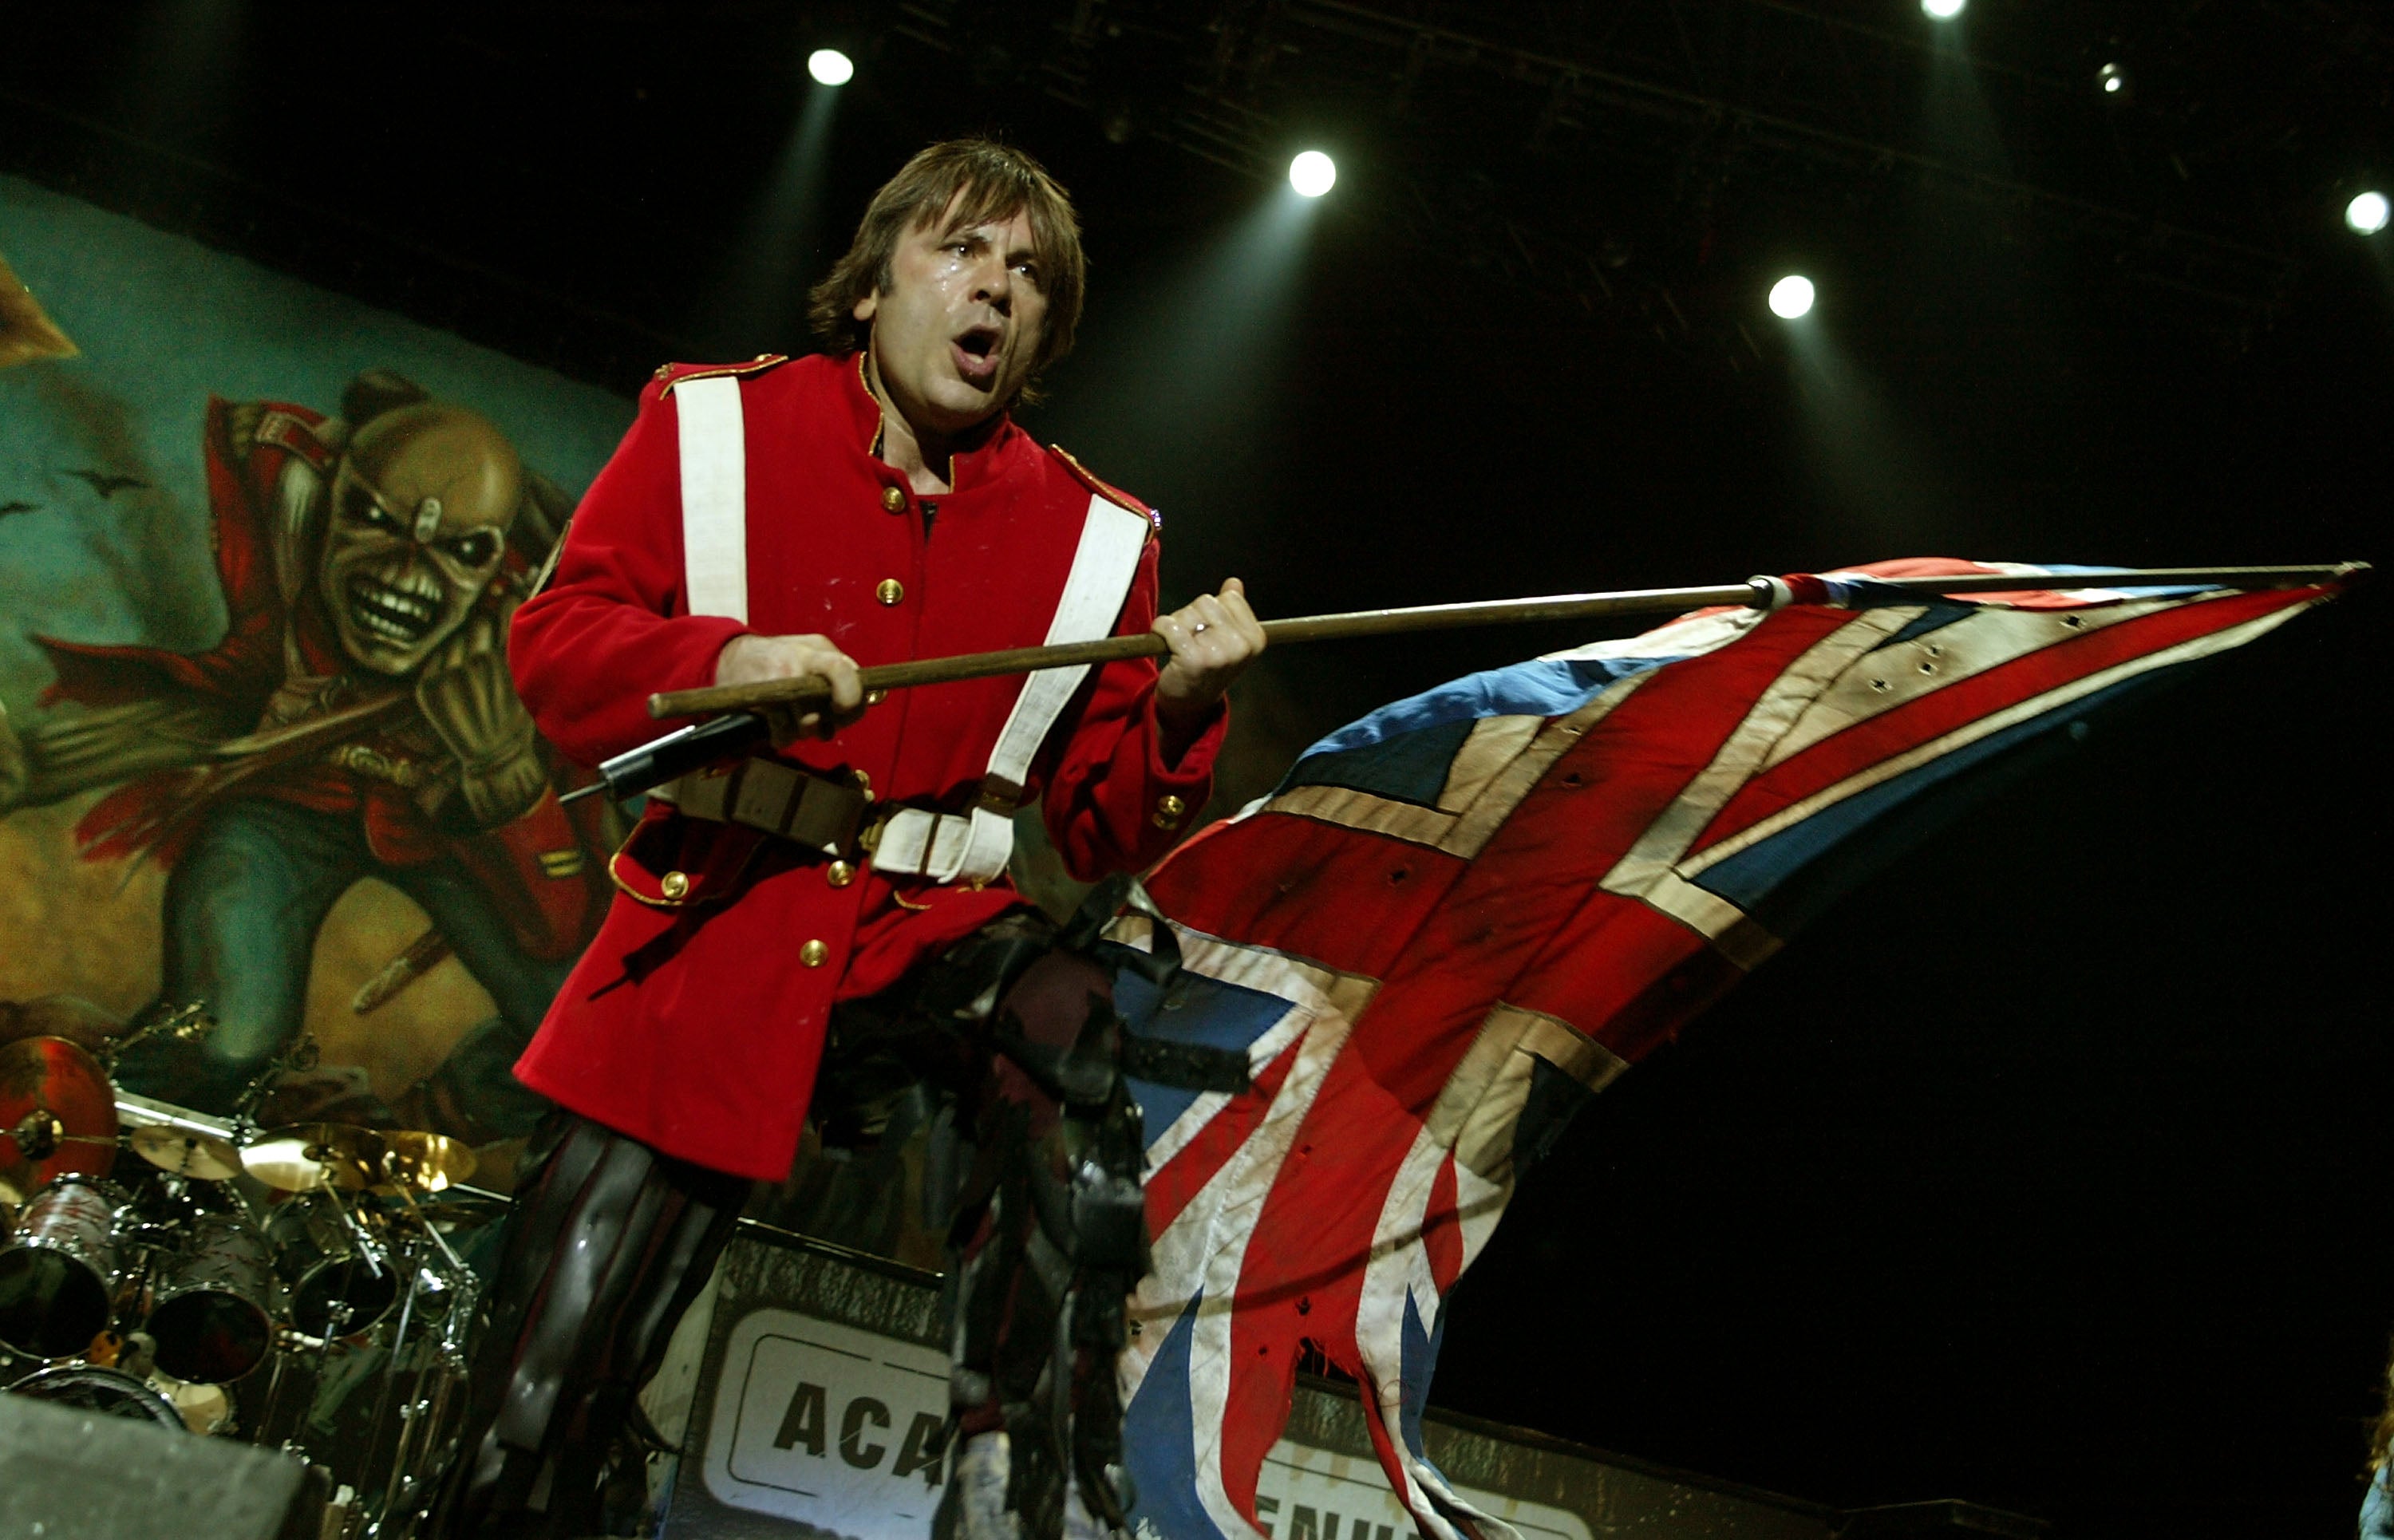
[645,563,2361,720]
[556,562,2362,807]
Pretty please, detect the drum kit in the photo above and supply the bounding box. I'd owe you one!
[0,1010,503,1538]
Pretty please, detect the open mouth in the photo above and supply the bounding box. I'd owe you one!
[950,326,1003,384]
[346,571,441,646]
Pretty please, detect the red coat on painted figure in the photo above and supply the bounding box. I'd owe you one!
[508,352,1224,1179]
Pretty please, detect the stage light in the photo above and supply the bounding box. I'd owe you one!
[808,49,854,86]
[1289,151,1337,198]
[2348,191,2391,235]
[1920,0,1965,19]
[2099,63,2125,94]
[1768,274,1815,319]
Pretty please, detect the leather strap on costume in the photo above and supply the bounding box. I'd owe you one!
[871,493,1151,886]
[672,374,749,624]
[666,756,871,856]
[874,923,1145,1540]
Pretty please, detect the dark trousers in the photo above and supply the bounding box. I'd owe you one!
[433,1112,747,1539]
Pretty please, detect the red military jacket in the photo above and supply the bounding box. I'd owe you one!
[509,352,1225,1179]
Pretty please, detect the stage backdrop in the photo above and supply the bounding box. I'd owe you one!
[0,173,635,1187]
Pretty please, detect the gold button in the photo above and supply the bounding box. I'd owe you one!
[660,871,689,900]
[826,860,855,888]
[880,486,905,513]
[799,938,829,967]
[1152,794,1187,830]
[876,578,904,606]
[653,364,671,380]
[855,770,874,803]
[864,689,887,706]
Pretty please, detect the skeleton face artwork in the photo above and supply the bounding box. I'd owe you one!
[318,402,523,676]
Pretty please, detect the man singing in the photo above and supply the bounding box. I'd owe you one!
[438,139,1263,1538]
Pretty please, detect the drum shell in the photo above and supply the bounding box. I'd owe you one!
[0,1176,124,1360]
[145,1214,278,1384]
[264,1192,398,1340]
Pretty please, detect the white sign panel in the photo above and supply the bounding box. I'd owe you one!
[1249,1443,1592,1540]
[701,1308,954,1538]
[705,1309,1593,1540]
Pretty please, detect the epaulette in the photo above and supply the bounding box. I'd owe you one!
[251,407,337,476]
[1045,443,1161,535]
[651,353,791,397]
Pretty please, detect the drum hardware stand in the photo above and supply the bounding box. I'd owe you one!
[95,1001,215,1074]
[358,1158,480,1537]
[226,1029,322,1147]
[361,1238,461,1537]
[4,1105,117,1165]
[360,1237,423,1535]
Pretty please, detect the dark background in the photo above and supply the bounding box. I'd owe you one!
[4,3,2388,1534]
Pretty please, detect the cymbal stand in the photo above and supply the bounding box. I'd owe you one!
[315,1175,387,1284]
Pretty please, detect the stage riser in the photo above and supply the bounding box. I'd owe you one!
[0,1392,314,1540]
[647,1231,1851,1540]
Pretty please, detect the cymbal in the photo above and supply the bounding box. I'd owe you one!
[0,1035,118,1202]
[128,1124,243,1182]
[240,1123,385,1193]
[375,1131,476,1194]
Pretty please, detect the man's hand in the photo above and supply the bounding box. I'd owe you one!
[715,633,867,745]
[1151,578,1265,751]
[417,602,546,828]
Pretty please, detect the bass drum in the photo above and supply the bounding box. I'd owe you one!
[5,1361,185,1431]
[144,1214,279,1384]
[0,1175,124,1360]
[266,1191,398,1340]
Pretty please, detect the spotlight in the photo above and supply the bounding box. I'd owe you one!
[2099,62,2125,94]
[1289,150,1337,198]
[2348,190,2391,236]
[1768,274,1815,320]
[808,49,854,86]
[1920,0,1965,18]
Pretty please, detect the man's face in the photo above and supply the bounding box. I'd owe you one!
[855,199,1049,440]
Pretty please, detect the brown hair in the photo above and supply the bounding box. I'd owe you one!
[807,139,1086,401]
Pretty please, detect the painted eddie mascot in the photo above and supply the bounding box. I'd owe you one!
[1,372,605,1137]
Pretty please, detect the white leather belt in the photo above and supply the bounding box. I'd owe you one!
[864,779,1024,886]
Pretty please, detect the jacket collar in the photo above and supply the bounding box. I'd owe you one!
[843,350,1019,492]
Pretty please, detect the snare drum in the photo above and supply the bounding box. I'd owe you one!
[144,1214,278,1383]
[266,1191,398,1339]
[5,1361,184,1431]
[0,1175,124,1359]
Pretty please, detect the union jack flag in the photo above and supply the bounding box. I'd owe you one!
[1109,559,2343,1540]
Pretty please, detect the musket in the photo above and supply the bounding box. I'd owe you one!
[560,562,2364,807]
